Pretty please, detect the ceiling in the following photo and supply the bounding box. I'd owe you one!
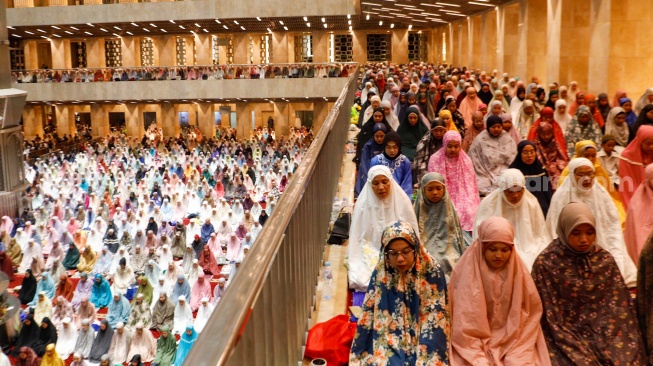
[7,0,511,40]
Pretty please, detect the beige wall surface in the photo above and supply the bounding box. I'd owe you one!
[16,77,350,102]
[7,0,356,27]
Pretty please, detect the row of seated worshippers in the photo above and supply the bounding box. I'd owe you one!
[1,127,309,364]
[345,62,653,364]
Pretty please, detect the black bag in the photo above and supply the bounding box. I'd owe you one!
[327,210,350,245]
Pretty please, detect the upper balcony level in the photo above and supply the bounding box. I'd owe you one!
[12,63,356,102]
[6,0,359,30]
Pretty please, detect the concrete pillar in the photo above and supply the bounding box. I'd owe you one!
[124,104,142,137]
[235,102,252,139]
[121,37,137,67]
[467,18,474,68]
[22,105,45,139]
[448,24,454,67]
[24,41,38,70]
[516,1,529,80]
[496,6,506,73]
[273,102,290,136]
[478,15,487,70]
[312,31,329,63]
[157,36,175,67]
[312,101,329,133]
[86,39,106,68]
[161,103,177,137]
[54,105,75,137]
[352,30,366,64]
[50,39,70,69]
[587,0,611,94]
[271,32,289,63]
[195,34,212,65]
[546,0,562,85]
[233,34,249,64]
[90,104,109,137]
[197,102,215,138]
[251,36,262,64]
[391,29,409,65]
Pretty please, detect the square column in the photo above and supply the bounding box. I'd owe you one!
[121,37,138,67]
[22,105,45,139]
[161,103,178,137]
[273,102,290,136]
[50,39,71,69]
[271,32,289,63]
[391,29,409,65]
[54,105,75,137]
[251,35,262,64]
[90,104,109,137]
[312,31,329,63]
[546,0,562,86]
[197,102,216,138]
[233,34,250,64]
[235,102,252,139]
[86,39,106,68]
[495,6,506,73]
[156,36,176,67]
[587,0,611,94]
[124,104,143,137]
[312,101,329,133]
[195,34,212,65]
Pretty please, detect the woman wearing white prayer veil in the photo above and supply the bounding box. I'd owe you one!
[194,297,214,333]
[108,322,131,364]
[56,317,77,359]
[553,99,572,133]
[156,245,173,270]
[173,201,186,222]
[232,200,245,223]
[249,201,262,221]
[473,169,551,270]
[151,276,170,311]
[545,158,638,287]
[19,239,42,272]
[226,211,240,230]
[345,165,419,292]
[173,295,194,334]
[86,228,103,254]
[160,199,173,222]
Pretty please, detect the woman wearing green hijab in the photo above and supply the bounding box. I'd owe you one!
[152,325,177,366]
[135,276,154,306]
[62,243,80,270]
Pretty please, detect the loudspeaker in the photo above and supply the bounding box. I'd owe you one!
[0,126,25,192]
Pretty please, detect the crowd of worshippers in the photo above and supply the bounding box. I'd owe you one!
[0,125,314,365]
[347,63,653,365]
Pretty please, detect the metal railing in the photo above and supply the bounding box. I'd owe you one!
[184,67,358,366]
[11,63,356,83]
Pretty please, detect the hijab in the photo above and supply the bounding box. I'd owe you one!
[347,165,418,292]
[624,164,653,265]
[509,140,553,216]
[450,217,550,366]
[350,220,449,365]
[19,269,37,304]
[413,173,465,279]
[89,319,114,362]
[396,105,429,161]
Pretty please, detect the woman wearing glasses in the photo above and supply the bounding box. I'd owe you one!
[349,220,449,365]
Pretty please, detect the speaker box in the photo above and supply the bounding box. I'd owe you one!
[0,88,27,129]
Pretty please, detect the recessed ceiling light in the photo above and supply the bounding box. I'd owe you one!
[37,29,45,33]
[323,23,327,28]
[203,29,208,32]
[143,28,149,32]
[223,25,228,29]
[150,23,157,28]
[468,1,494,6]
[303,17,307,21]
[256,17,261,21]
[169,20,175,23]
[240,26,246,30]
[114,26,121,30]
[70,26,78,30]
[84,31,93,35]
[51,25,60,29]
[379,21,383,25]
[366,14,370,20]
[179,25,185,29]
[100,28,108,32]
[65,31,73,34]
[25,30,34,34]
[215,19,221,24]
[408,24,413,29]
[279,20,284,25]
[347,14,351,19]
[12,34,21,38]
[436,1,460,6]
[194,23,201,27]
[86,23,94,27]
[321,17,325,22]
[131,23,138,26]
[267,28,272,32]
[283,26,288,30]
[126,31,133,35]
[234,20,239,25]
[161,29,167,33]
[307,22,311,27]
[53,34,61,37]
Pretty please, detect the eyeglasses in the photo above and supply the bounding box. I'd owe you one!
[386,247,415,259]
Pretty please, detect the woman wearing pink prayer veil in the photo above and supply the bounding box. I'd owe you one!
[428,131,480,232]
[624,164,653,265]
[450,217,551,365]
[619,125,653,209]
[225,234,241,261]
[458,86,483,129]
[66,218,79,236]
[189,275,212,312]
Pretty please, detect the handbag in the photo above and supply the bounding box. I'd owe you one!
[327,209,350,245]
[305,315,357,366]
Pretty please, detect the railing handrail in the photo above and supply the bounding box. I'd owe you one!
[11,62,358,74]
[183,67,358,366]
